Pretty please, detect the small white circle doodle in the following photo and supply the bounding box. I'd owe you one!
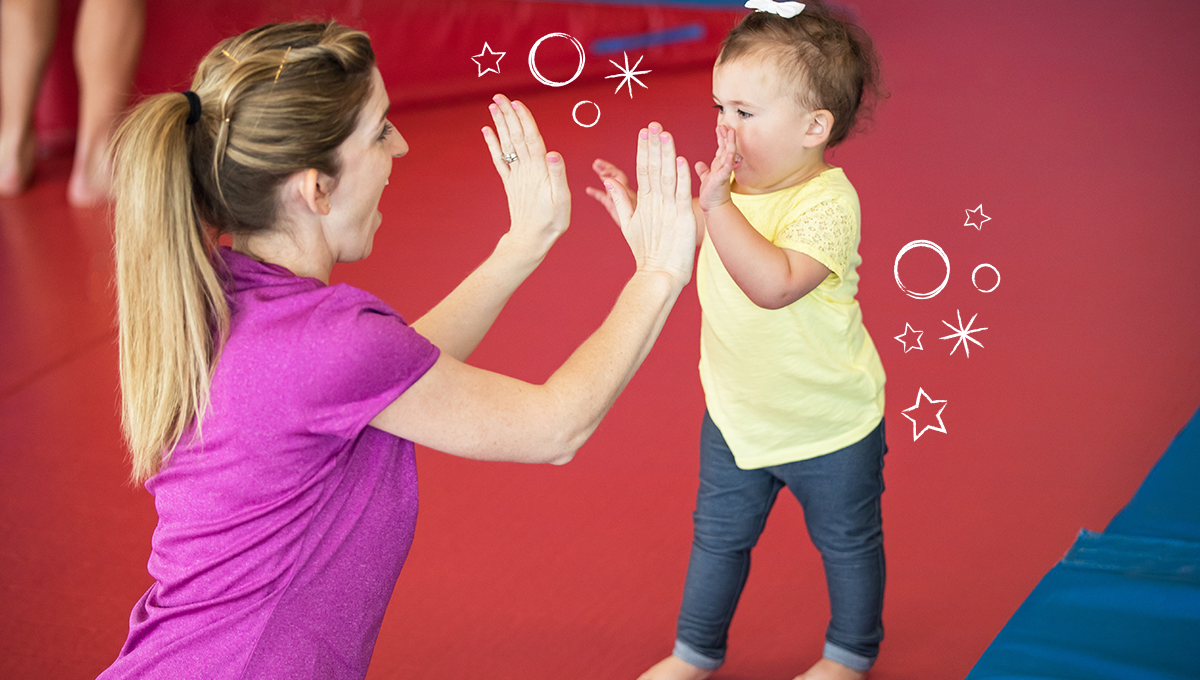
[572,100,600,128]
[528,33,586,87]
[894,240,951,300]
[972,263,1001,293]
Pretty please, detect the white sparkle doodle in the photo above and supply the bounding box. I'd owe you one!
[471,42,505,77]
[902,388,948,441]
[964,204,991,230]
[894,323,924,353]
[605,52,651,98]
[528,33,586,87]
[939,309,987,357]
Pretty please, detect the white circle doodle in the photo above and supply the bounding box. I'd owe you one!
[972,263,1001,293]
[572,100,600,128]
[528,33,586,87]
[894,240,950,300]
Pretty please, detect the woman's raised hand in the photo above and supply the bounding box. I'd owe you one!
[482,94,570,258]
[603,122,696,289]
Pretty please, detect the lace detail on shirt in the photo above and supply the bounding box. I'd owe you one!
[775,197,856,279]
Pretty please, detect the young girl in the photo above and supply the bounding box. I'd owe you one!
[589,2,886,678]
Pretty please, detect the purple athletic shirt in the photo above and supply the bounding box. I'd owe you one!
[99,247,439,680]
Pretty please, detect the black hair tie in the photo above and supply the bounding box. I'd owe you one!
[182,90,202,125]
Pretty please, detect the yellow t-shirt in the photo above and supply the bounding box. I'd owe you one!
[697,167,886,469]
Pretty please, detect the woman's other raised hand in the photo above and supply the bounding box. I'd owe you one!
[603,122,696,290]
[482,94,570,259]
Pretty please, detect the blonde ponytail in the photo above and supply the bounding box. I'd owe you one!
[113,94,229,483]
[112,22,376,482]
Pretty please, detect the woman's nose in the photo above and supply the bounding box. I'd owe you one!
[392,130,409,158]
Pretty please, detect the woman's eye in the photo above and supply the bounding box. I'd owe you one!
[377,121,394,142]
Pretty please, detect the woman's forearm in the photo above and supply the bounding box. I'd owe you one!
[410,233,545,361]
[374,268,684,465]
[539,268,682,459]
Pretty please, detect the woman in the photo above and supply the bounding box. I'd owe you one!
[101,21,695,679]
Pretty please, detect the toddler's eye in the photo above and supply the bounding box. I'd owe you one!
[377,121,394,142]
[737,110,751,119]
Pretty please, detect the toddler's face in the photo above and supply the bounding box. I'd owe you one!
[711,58,821,193]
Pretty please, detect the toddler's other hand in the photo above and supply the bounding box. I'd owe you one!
[696,124,736,212]
[482,94,570,259]
[585,158,636,227]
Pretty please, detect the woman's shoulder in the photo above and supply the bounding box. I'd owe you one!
[219,249,403,325]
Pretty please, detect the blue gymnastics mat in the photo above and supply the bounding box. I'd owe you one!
[967,407,1200,680]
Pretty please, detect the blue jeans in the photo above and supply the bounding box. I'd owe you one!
[673,412,887,673]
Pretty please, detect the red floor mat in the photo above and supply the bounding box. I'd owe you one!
[2,1,1200,678]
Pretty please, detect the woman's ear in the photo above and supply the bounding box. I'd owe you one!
[804,109,834,148]
[285,168,334,217]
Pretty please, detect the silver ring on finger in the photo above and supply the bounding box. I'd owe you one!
[501,152,518,164]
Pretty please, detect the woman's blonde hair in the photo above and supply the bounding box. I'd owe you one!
[112,22,376,482]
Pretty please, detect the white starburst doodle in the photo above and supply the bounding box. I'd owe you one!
[902,387,948,441]
[605,52,650,98]
[939,309,987,357]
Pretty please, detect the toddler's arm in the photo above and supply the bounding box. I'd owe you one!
[697,126,829,310]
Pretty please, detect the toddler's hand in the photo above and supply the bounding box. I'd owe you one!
[606,122,696,289]
[585,158,636,227]
[482,94,570,258]
[695,125,736,212]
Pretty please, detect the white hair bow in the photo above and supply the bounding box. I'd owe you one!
[744,0,805,19]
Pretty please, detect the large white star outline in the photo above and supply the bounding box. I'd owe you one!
[902,388,948,441]
[472,42,505,77]
[606,52,651,98]
[939,309,988,358]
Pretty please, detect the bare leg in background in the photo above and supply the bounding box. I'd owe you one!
[0,0,59,196]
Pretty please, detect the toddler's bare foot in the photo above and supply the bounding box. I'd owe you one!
[637,654,713,680]
[0,132,36,197]
[792,657,867,680]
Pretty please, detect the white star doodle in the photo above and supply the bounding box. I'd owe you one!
[939,309,987,357]
[964,204,991,230]
[472,42,505,77]
[605,52,651,98]
[894,323,924,353]
[902,388,948,441]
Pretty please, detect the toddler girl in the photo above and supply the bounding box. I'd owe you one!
[590,2,886,678]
